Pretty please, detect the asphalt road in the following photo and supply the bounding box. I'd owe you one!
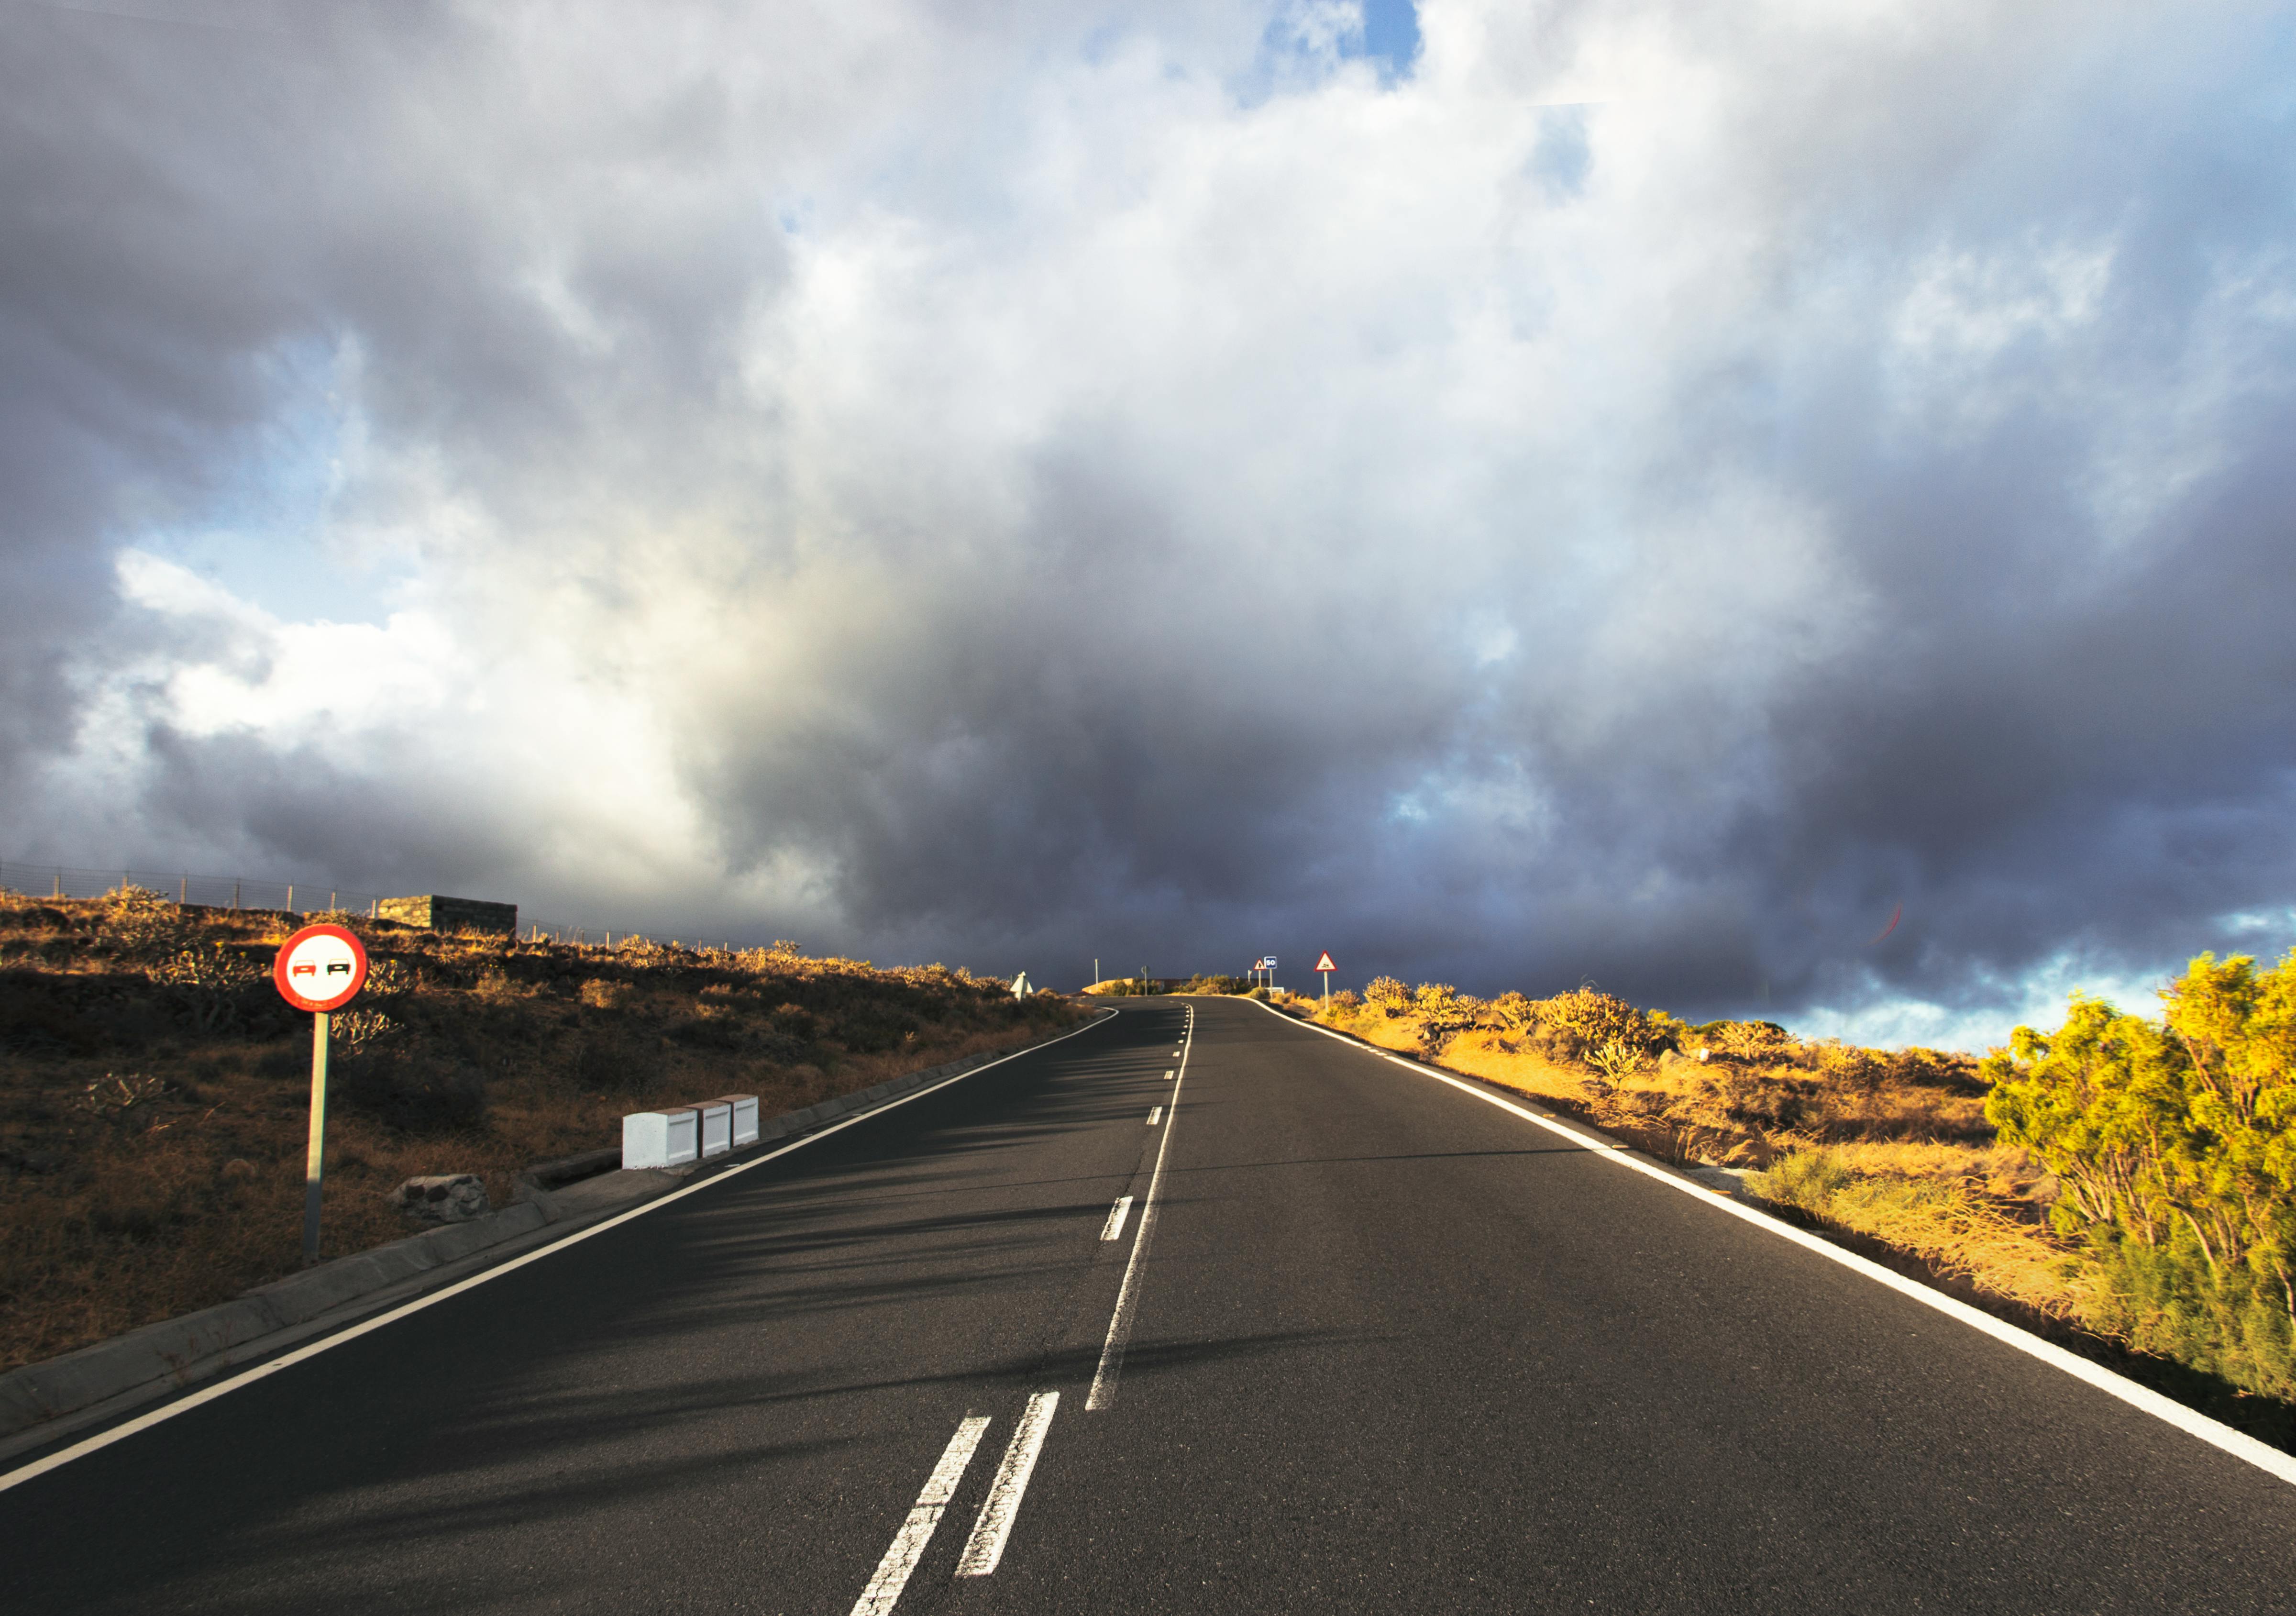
[7,996,2296,1613]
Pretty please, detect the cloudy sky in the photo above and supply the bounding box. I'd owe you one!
[6,0,2294,1045]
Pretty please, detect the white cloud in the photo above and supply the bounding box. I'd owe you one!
[7,0,2296,1008]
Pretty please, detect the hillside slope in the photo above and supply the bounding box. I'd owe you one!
[0,888,1082,1372]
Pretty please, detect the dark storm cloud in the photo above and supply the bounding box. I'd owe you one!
[0,0,309,767]
[5,0,2295,1044]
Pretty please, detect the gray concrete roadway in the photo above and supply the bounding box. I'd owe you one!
[6,996,2295,1613]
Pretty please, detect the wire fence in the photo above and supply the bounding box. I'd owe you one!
[515,920,768,952]
[0,860,387,917]
[0,859,768,955]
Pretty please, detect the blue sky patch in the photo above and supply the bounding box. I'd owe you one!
[1357,0,1420,81]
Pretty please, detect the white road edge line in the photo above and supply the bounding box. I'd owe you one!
[849,1415,992,1616]
[0,1011,1121,1499]
[1146,1105,1163,1125]
[1100,1195,1135,1241]
[955,1391,1060,1577]
[1088,1016,1191,1410]
[1248,999,2296,1490]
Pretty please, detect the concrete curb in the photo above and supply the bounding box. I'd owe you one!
[0,1026,1086,1462]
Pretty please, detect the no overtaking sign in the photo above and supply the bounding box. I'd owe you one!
[273,922,369,1262]
[273,923,368,1012]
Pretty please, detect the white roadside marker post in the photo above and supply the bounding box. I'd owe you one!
[273,922,370,1266]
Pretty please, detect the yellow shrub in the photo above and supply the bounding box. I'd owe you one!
[1532,988,1654,1054]
[579,978,634,1011]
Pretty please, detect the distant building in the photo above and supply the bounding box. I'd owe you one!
[376,894,519,936]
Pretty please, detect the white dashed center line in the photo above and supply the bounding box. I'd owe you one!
[1090,1010,1192,1411]
[850,1415,990,1616]
[956,1392,1060,1577]
[1100,1195,1135,1240]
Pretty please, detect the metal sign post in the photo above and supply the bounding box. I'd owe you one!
[273,923,370,1264]
[304,1010,331,1259]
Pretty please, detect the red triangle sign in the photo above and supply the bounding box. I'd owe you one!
[1314,952,1337,974]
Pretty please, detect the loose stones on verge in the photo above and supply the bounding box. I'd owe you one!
[389,1173,492,1224]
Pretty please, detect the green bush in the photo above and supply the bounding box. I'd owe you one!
[2086,1228,2296,1401]
[1490,991,1537,1032]
[1363,976,1411,1016]
[1984,951,2296,1401]
[1532,988,1656,1057]
[1410,983,1480,1051]
[1747,1149,1854,1215]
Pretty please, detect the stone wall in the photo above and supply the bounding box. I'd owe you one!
[375,894,519,936]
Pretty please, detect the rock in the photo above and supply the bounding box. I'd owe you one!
[389,1173,491,1224]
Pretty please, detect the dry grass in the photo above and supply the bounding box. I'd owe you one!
[1295,996,1987,1161]
[1746,1143,2102,1323]
[0,890,1082,1373]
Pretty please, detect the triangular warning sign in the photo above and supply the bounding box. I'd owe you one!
[1314,951,1336,973]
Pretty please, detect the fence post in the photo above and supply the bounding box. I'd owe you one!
[179,875,187,905]
[233,882,240,909]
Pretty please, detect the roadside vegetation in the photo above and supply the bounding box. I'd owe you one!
[0,888,1083,1373]
[1085,974,1250,996]
[1283,961,2296,1445]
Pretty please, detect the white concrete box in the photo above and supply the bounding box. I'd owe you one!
[717,1094,760,1147]
[692,1098,733,1158]
[623,1107,699,1169]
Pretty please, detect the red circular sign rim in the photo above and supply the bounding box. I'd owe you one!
[273,923,370,1013]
